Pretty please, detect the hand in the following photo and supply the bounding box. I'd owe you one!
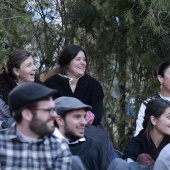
[85,111,95,125]
[1,117,14,129]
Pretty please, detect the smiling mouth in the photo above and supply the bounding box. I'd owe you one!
[30,73,35,76]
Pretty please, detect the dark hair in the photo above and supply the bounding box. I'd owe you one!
[44,44,87,80]
[58,44,86,67]
[5,49,32,80]
[13,101,37,123]
[143,98,170,140]
[154,60,170,77]
[54,112,67,128]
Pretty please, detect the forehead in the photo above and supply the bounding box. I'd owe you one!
[66,109,86,116]
[74,51,86,58]
[163,107,170,114]
[164,66,170,74]
[21,56,33,64]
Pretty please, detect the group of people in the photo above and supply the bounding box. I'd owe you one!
[0,44,170,170]
[112,60,170,170]
[0,45,117,169]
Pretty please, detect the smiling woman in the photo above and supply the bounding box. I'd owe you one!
[44,44,118,169]
[44,44,104,126]
[0,49,41,129]
[123,98,170,165]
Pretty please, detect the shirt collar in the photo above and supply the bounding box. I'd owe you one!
[53,128,86,144]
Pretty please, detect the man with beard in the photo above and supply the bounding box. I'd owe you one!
[54,96,105,170]
[0,82,71,170]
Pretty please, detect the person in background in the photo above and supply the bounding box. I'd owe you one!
[44,44,118,167]
[0,82,71,169]
[123,98,170,166]
[44,44,104,126]
[135,60,170,136]
[0,49,39,128]
[54,96,104,170]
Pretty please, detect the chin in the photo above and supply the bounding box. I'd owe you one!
[78,73,84,76]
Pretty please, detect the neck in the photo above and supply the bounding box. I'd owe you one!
[16,123,39,139]
[160,88,170,97]
[150,128,164,148]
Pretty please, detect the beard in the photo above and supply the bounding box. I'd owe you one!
[64,122,84,141]
[29,113,54,137]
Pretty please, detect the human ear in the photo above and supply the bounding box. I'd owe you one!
[21,109,33,121]
[12,67,19,77]
[55,115,64,126]
[150,115,157,126]
[157,75,163,85]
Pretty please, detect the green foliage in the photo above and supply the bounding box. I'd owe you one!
[1,0,170,151]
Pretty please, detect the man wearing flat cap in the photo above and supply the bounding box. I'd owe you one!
[54,96,104,170]
[0,82,71,170]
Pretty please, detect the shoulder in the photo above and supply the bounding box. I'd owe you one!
[0,128,8,138]
[126,131,144,146]
[84,75,102,85]
[85,135,102,146]
[44,74,63,88]
[44,74,58,83]
[143,94,161,106]
[82,75,103,91]
[48,135,71,150]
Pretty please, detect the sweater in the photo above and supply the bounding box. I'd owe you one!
[123,129,170,161]
[44,74,104,125]
[69,136,104,170]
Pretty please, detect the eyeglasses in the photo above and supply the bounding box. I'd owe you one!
[29,107,57,116]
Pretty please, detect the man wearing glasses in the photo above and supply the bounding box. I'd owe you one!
[0,82,71,170]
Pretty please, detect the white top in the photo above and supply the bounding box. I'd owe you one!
[134,94,170,136]
[53,128,86,144]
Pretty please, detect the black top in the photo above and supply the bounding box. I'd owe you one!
[44,74,104,125]
[122,129,170,161]
[69,136,104,170]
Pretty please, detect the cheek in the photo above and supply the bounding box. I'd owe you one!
[19,69,30,76]
[66,119,77,127]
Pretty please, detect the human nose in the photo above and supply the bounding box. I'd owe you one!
[33,64,37,71]
[49,109,57,117]
[81,117,87,125]
[80,59,86,64]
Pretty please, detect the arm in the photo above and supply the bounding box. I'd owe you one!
[53,139,72,170]
[122,136,142,161]
[91,100,104,125]
[0,98,14,128]
[90,78,104,125]
[134,103,146,136]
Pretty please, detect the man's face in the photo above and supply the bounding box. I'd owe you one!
[63,109,87,141]
[29,97,57,137]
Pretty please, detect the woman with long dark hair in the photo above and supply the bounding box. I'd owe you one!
[135,60,170,136]
[0,49,38,128]
[123,98,170,164]
[44,44,104,125]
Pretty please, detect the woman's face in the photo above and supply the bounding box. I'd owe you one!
[153,107,170,136]
[158,66,170,93]
[66,51,86,78]
[13,56,37,84]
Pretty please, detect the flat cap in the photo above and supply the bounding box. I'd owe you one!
[54,97,92,115]
[9,82,57,111]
